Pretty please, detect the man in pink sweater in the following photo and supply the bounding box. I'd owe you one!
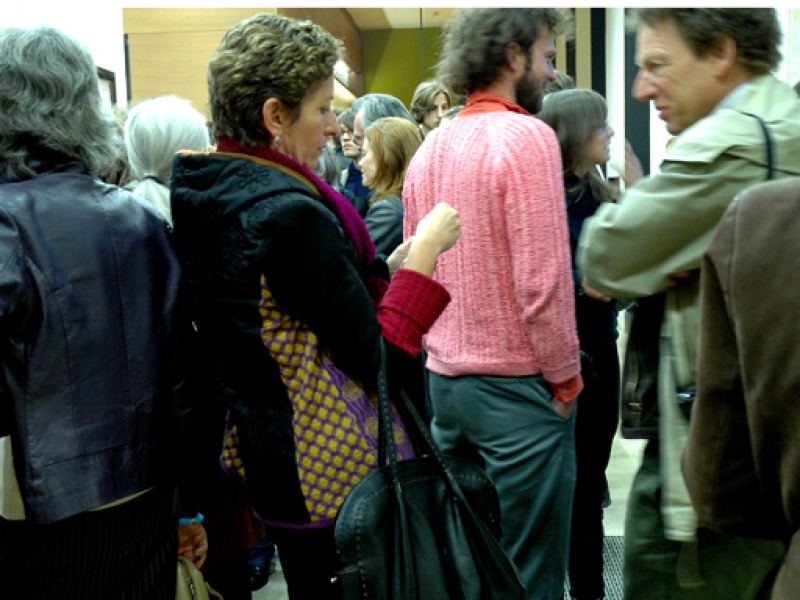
[404,9,582,600]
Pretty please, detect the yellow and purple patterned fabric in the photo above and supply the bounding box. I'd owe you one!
[226,276,415,522]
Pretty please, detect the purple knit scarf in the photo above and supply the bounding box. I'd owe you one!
[216,138,375,269]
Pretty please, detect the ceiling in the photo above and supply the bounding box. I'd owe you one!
[346,8,457,30]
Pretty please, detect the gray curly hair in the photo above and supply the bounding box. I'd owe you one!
[0,26,121,180]
[208,12,343,147]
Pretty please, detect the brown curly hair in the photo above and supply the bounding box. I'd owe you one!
[207,12,343,147]
[436,8,573,96]
[629,9,781,75]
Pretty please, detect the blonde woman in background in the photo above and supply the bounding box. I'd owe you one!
[125,95,209,222]
[359,116,423,257]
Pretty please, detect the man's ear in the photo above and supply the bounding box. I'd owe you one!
[709,36,737,78]
[506,42,524,72]
[261,98,284,139]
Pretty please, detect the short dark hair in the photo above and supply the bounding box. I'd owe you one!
[629,8,781,75]
[436,8,573,95]
[208,13,343,147]
[338,108,355,133]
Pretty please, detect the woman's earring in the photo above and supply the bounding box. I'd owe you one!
[273,134,282,148]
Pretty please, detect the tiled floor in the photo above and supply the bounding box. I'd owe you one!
[253,430,645,600]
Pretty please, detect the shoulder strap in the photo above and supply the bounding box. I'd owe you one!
[738,111,774,181]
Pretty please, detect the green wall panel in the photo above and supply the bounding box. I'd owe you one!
[362,27,442,106]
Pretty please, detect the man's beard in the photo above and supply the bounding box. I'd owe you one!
[516,73,543,114]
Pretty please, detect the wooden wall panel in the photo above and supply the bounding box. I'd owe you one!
[123,8,273,34]
[278,8,362,72]
[124,8,363,120]
[575,8,593,90]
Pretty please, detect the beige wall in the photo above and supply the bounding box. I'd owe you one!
[123,8,363,120]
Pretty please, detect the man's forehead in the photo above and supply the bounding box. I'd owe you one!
[530,31,556,59]
[634,22,677,65]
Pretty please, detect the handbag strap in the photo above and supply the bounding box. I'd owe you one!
[739,111,774,181]
[376,340,480,506]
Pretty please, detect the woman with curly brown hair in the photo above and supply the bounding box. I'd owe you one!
[170,13,461,599]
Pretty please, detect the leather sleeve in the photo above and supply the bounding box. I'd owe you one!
[0,204,24,437]
[364,197,403,258]
[683,201,782,538]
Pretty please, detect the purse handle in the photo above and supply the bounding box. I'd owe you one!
[374,339,520,596]
[738,111,774,181]
[375,340,486,508]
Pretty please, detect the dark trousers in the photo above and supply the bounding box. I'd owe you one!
[203,551,253,600]
[0,486,176,600]
[624,444,784,599]
[429,372,576,600]
[568,343,620,599]
[267,524,340,600]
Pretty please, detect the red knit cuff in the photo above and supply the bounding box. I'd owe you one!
[550,373,584,403]
[377,269,450,357]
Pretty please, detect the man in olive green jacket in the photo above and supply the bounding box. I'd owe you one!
[578,9,800,599]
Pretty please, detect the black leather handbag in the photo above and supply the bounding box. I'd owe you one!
[334,342,525,599]
[620,292,665,439]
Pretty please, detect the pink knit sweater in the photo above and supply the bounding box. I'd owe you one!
[403,109,580,384]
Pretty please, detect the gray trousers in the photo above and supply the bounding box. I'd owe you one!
[429,373,576,600]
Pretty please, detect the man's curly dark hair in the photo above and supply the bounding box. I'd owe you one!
[435,8,573,96]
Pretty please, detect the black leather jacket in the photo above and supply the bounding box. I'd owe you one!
[0,159,183,524]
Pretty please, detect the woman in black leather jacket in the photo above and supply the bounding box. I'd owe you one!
[0,26,201,599]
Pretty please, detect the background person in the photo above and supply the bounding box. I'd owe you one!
[578,8,800,598]
[404,9,581,600]
[170,13,460,599]
[351,92,415,150]
[337,108,370,216]
[683,177,800,600]
[410,80,453,138]
[537,88,620,600]
[124,95,210,222]
[359,116,422,257]
[0,25,203,598]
